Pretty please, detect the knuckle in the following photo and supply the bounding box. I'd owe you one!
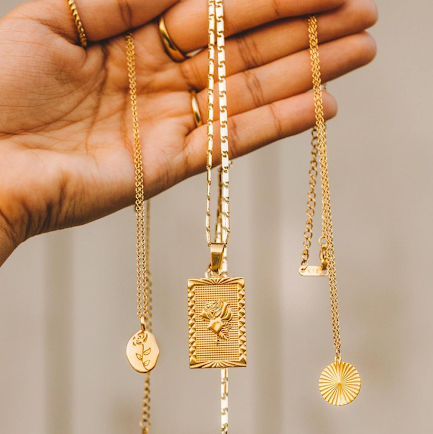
[270,0,284,19]
[117,0,134,29]
[236,34,264,70]
[242,70,266,109]
[228,117,241,158]
[268,103,285,141]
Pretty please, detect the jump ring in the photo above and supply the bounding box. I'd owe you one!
[67,0,88,47]
[158,15,189,62]
[190,91,203,128]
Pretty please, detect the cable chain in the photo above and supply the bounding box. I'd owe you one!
[126,33,153,432]
[140,202,152,433]
[308,16,342,359]
[301,127,319,269]
[126,33,149,322]
[206,0,231,247]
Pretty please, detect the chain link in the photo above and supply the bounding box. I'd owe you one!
[208,5,231,430]
[140,203,152,433]
[206,0,231,247]
[301,127,320,269]
[126,33,153,432]
[126,33,150,322]
[308,16,341,359]
[215,166,229,434]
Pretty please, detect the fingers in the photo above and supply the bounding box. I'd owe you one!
[163,0,346,53]
[180,0,378,89]
[184,91,338,175]
[19,0,179,44]
[194,32,376,120]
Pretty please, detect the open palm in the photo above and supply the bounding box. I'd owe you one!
[0,0,377,263]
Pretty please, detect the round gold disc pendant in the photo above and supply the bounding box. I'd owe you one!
[319,360,361,406]
[126,330,160,373]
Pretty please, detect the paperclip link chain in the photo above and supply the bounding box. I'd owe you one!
[215,168,229,434]
[308,16,342,359]
[126,33,153,433]
[206,0,230,247]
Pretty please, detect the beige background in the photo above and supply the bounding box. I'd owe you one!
[1,1,432,433]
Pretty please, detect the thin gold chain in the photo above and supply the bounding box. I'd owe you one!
[308,16,341,359]
[140,202,152,434]
[301,127,320,269]
[126,32,152,433]
[126,33,150,322]
[206,0,231,247]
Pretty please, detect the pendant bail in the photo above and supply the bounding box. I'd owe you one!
[210,243,225,275]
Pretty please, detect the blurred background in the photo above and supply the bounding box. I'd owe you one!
[1,0,432,433]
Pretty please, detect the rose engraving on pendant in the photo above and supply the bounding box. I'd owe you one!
[201,300,233,341]
[126,330,160,373]
[133,331,152,369]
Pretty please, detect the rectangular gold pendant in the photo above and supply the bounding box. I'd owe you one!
[187,276,247,369]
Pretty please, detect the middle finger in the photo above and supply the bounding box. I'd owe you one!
[179,0,378,90]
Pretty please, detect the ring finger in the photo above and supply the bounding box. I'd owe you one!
[193,32,377,121]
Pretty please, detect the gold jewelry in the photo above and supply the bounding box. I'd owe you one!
[67,0,88,48]
[188,0,246,371]
[158,15,189,62]
[190,91,203,128]
[125,32,160,433]
[299,125,328,277]
[307,16,361,406]
[216,166,230,434]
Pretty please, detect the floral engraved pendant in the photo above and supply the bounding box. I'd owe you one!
[126,330,160,373]
[188,277,246,369]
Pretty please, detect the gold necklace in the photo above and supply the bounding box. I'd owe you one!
[188,0,246,370]
[125,33,159,433]
[299,123,329,278]
[302,16,361,406]
[216,166,230,433]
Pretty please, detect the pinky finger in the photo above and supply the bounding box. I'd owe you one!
[184,91,338,175]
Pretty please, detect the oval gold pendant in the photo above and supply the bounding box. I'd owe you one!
[319,360,361,406]
[126,330,160,373]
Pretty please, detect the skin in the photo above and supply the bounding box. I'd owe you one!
[0,0,378,265]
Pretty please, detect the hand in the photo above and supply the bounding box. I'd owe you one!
[0,0,377,264]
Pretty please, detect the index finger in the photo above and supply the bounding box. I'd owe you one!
[21,0,179,44]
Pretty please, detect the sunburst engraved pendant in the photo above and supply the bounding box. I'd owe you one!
[319,360,361,406]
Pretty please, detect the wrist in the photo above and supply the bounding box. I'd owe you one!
[0,215,19,266]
